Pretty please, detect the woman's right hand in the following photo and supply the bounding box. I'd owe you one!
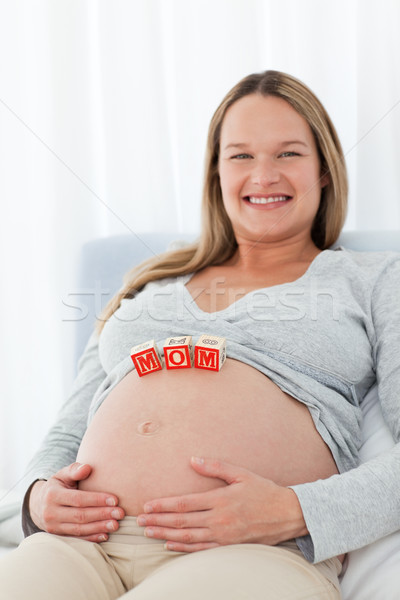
[28,462,125,542]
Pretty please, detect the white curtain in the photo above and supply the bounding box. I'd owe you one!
[0,0,399,495]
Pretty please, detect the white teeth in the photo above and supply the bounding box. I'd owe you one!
[247,196,289,204]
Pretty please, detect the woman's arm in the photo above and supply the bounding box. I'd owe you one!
[290,255,400,562]
[290,445,400,562]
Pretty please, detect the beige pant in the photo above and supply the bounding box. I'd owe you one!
[0,517,342,599]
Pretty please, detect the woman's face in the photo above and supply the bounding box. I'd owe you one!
[218,93,327,247]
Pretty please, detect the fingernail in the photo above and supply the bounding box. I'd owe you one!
[191,456,204,465]
[75,463,86,472]
[106,521,116,531]
[164,542,175,551]
[137,516,146,526]
[144,528,154,537]
[106,497,117,507]
[111,509,122,519]
[144,504,153,513]
[98,534,107,542]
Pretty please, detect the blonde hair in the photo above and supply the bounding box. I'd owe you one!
[97,70,347,333]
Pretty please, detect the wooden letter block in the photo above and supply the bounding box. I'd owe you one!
[130,340,163,377]
[164,335,194,370]
[194,334,226,372]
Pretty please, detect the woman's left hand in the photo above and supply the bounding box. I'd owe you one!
[136,457,308,552]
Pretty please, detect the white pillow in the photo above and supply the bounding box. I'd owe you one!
[340,384,400,599]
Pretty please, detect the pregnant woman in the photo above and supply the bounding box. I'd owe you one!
[1,70,400,600]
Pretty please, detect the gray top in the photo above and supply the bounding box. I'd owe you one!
[25,248,400,563]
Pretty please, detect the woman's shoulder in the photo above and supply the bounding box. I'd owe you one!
[327,246,400,273]
[140,272,193,292]
[314,247,400,295]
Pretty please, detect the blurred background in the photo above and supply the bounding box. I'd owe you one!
[0,0,399,495]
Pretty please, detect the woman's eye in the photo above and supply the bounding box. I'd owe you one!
[231,153,252,160]
[279,151,300,158]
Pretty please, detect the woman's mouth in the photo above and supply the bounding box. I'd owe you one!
[243,195,292,206]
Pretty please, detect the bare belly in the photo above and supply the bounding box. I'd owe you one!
[77,359,338,515]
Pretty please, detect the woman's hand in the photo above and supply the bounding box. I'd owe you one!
[136,457,308,552]
[28,463,125,542]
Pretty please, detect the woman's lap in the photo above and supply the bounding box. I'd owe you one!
[0,518,341,600]
[128,543,341,600]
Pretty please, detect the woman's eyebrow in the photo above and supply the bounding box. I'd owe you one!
[223,140,309,151]
[280,140,308,147]
[223,142,249,150]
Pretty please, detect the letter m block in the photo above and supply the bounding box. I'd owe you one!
[130,340,163,377]
[194,334,226,372]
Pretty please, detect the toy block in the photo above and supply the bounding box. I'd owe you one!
[194,334,226,372]
[130,340,163,377]
[164,335,194,370]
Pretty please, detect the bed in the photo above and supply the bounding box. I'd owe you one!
[1,230,400,598]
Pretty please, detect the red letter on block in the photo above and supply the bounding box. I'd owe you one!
[195,347,217,370]
[130,340,163,377]
[164,336,193,370]
[194,335,226,372]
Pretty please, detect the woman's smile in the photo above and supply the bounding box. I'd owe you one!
[243,194,293,209]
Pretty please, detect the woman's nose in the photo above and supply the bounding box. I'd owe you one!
[251,160,281,186]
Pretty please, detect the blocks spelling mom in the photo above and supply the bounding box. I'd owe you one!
[130,335,226,377]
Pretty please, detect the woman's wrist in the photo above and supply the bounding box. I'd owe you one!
[21,479,46,536]
[282,487,308,540]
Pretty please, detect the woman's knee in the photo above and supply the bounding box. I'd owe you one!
[0,533,122,600]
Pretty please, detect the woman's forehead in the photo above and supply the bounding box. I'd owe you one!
[220,94,315,147]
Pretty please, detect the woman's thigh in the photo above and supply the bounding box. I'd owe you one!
[126,543,341,600]
[0,532,125,600]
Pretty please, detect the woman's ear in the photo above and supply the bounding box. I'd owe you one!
[320,172,330,188]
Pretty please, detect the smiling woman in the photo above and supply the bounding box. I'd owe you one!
[2,70,400,600]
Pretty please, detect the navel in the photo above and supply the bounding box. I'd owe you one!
[136,420,161,436]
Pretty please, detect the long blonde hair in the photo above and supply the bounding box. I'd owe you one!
[97,70,348,333]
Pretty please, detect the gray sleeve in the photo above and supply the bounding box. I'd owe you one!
[290,446,400,563]
[290,257,400,563]
[22,330,106,535]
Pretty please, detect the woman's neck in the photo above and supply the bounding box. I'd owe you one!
[226,236,321,273]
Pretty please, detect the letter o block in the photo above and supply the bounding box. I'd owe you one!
[130,340,163,377]
[194,334,226,371]
[164,336,193,370]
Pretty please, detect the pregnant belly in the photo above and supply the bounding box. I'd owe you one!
[77,359,338,515]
